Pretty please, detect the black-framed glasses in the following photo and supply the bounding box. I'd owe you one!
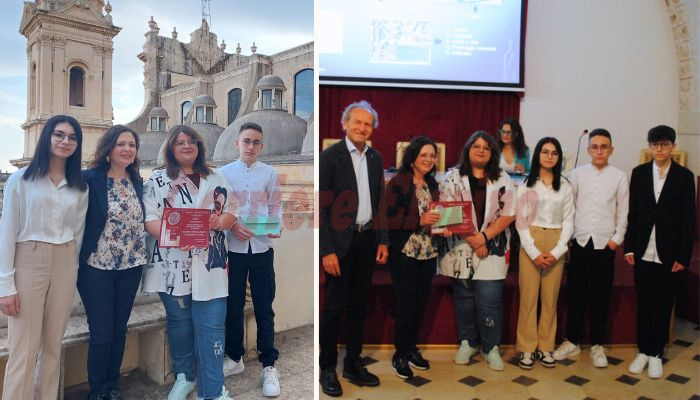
[51,131,78,144]
[499,129,514,136]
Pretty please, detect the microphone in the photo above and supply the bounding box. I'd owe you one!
[574,129,588,169]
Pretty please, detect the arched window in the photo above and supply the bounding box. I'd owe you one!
[227,88,242,125]
[69,66,85,107]
[181,101,192,123]
[294,68,313,120]
[261,89,272,109]
[30,64,36,109]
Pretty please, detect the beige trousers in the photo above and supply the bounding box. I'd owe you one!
[516,227,565,353]
[3,241,77,400]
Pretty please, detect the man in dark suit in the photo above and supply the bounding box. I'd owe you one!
[319,100,389,397]
[624,125,696,379]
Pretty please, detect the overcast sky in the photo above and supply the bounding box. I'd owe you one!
[0,0,313,172]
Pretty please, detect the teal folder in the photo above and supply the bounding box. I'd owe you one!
[243,216,281,235]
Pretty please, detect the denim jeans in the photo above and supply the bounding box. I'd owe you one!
[225,248,279,367]
[77,264,142,399]
[451,278,504,352]
[159,293,227,399]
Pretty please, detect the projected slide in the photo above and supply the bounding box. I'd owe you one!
[319,0,524,90]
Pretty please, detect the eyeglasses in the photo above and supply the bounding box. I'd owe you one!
[471,145,492,152]
[589,144,610,152]
[52,131,78,144]
[174,139,198,147]
[541,149,559,158]
[650,141,673,149]
[499,129,514,136]
[240,139,263,147]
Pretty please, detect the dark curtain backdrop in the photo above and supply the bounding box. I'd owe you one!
[319,85,522,168]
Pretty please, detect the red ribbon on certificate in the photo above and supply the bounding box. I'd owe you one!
[159,208,211,248]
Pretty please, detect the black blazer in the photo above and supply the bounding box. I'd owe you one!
[624,160,696,267]
[319,139,389,259]
[79,167,145,266]
[384,172,439,260]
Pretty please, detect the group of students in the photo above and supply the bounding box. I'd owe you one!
[0,115,284,400]
[318,100,696,398]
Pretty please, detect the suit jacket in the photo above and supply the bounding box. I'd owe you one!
[319,139,388,259]
[384,172,439,260]
[624,160,696,267]
[79,167,145,266]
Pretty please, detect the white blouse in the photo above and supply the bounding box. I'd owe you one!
[142,168,238,301]
[0,167,89,297]
[516,178,574,261]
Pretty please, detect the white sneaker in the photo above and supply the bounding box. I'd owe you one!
[168,373,195,400]
[553,340,580,361]
[628,353,649,374]
[223,355,245,377]
[647,356,663,379]
[590,345,608,368]
[454,340,478,364]
[262,366,281,397]
[197,385,233,400]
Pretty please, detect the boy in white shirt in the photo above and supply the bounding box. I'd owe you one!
[553,129,628,368]
[220,122,282,397]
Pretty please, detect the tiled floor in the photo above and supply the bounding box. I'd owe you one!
[321,318,700,400]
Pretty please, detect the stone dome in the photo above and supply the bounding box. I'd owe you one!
[192,94,216,107]
[149,106,169,118]
[256,75,286,90]
[155,123,225,164]
[213,109,307,162]
[138,130,168,164]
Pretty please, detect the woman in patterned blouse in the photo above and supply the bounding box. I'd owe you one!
[78,125,148,400]
[384,136,441,380]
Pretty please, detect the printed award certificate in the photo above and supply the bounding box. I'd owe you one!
[159,208,211,248]
[429,201,474,234]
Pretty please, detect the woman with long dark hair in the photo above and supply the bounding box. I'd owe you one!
[78,125,147,400]
[439,131,515,371]
[0,115,88,399]
[142,125,238,400]
[515,137,574,370]
[497,117,530,175]
[385,136,440,379]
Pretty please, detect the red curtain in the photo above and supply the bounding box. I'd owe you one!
[319,85,522,169]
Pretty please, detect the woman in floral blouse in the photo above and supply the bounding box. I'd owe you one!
[384,136,441,380]
[143,125,237,400]
[78,125,147,400]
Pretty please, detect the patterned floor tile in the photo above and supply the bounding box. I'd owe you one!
[406,375,431,387]
[361,356,378,366]
[458,375,485,387]
[665,373,690,384]
[557,358,576,366]
[607,355,623,366]
[564,375,590,386]
[616,374,640,386]
[692,354,700,362]
[673,339,693,347]
[512,375,538,387]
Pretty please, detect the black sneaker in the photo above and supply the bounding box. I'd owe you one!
[392,354,414,379]
[342,360,380,387]
[320,368,343,397]
[536,350,556,368]
[518,352,535,370]
[107,389,123,400]
[407,349,430,370]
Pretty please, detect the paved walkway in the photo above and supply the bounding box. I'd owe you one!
[65,324,313,400]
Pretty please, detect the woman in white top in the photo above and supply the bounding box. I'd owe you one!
[515,137,574,370]
[0,115,89,400]
[143,125,238,400]
[439,132,515,372]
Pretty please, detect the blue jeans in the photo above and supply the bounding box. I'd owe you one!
[225,248,279,367]
[159,293,227,399]
[451,278,504,352]
[77,265,142,399]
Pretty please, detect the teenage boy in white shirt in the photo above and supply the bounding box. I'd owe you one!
[553,129,628,367]
[220,122,282,397]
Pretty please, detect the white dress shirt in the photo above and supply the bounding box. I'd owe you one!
[569,163,629,249]
[0,167,89,297]
[220,160,282,254]
[516,178,574,260]
[640,163,668,263]
[345,136,372,225]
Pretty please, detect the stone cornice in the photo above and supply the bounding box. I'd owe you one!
[20,11,121,38]
[270,42,314,63]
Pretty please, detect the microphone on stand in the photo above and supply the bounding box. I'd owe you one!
[574,129,589,169]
